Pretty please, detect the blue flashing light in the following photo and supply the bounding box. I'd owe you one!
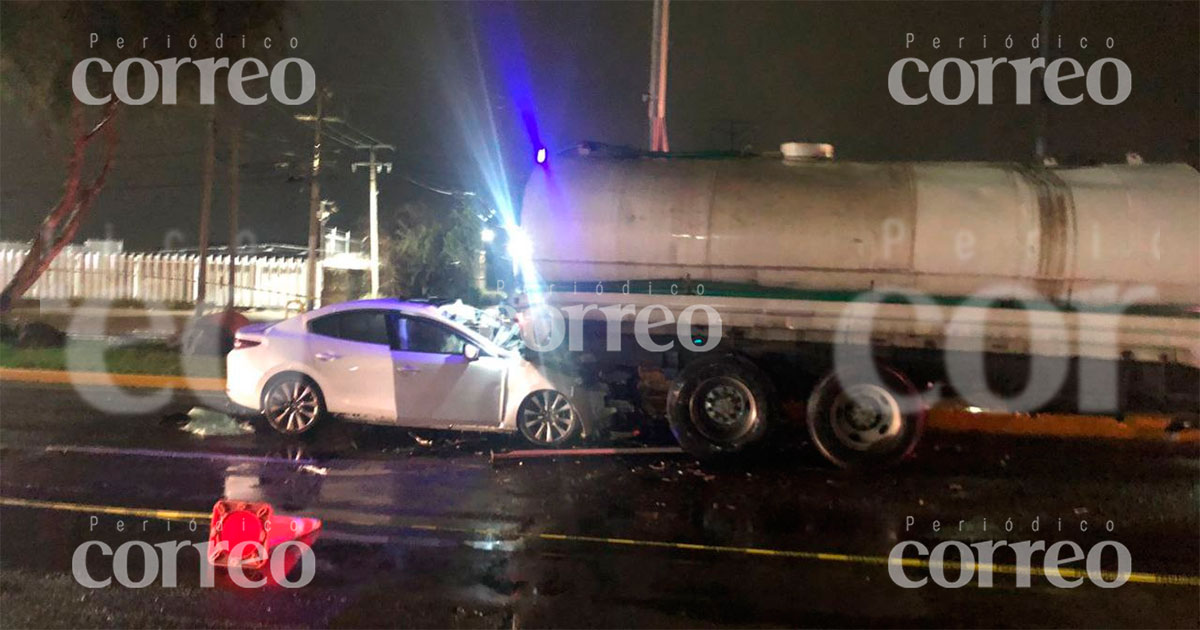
[535,147,547,165]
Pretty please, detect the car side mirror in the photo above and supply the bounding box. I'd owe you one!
[462,344,480,361]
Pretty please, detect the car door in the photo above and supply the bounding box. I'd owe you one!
[303,309,397,421]
[391,314,507,427]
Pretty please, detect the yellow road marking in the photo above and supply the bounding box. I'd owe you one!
[534,532,1200,586]
[0,368,224,392]
[4,496,1197,587]
[0,496,209,522]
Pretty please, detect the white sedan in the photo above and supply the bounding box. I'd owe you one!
[226,299,586,446]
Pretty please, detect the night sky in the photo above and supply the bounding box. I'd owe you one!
[1,1,1196,251]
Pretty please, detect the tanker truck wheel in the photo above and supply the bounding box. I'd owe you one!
[805,367,925,469]
[666,356,775,458]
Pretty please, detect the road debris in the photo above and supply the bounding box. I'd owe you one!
[178,407,254,437]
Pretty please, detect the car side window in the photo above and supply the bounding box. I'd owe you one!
[308,310,391,346]
[397,316,467,354]
[308,314,341,338]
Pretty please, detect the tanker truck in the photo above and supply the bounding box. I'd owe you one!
[510,143,1200,467]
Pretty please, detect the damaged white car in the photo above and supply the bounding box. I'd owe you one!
[226,298,591,446]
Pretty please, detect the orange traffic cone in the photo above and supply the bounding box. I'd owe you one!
[207,499,322,571]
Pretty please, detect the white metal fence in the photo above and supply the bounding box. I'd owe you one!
[0,248,308,308]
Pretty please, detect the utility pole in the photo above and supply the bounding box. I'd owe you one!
[1034,0,1053,163]
[367,150,379,298]
[227,111,240,309]
[647,0,671,152]
[195,106,217,314]
[352,146,393,298]
[298,89,325,310]
[293,103,392,302]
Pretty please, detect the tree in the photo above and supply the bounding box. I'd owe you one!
[0,101,118,312]
[380,197,482,302]
[0,2,287,312]
[0,4,119,311]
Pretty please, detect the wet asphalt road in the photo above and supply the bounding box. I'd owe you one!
[0,380,1197,628]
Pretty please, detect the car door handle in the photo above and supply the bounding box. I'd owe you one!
[396,365,420,375]
[314,352,342,361]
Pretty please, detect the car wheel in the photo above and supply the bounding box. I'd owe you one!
[666,355,775,458]
[261,374,326,436]
[805,366,925,469]
[518,389,580,447]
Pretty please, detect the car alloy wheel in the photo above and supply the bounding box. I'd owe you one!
[263,376,322,435]
[518,389,579,446]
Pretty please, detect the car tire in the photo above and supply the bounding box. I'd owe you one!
[260,373,327,436]
[805,366,925,469]
[517,389,580,447]
[666,355,775,459]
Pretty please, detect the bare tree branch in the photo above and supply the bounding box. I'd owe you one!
[0,102,120,312]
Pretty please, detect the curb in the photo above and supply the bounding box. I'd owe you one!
[0,368,224,392]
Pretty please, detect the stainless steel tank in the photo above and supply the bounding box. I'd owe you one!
[519,157,1200,306]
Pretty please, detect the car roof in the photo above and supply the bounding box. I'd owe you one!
[308,298,441,318]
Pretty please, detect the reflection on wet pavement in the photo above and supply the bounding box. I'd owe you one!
[1,381,1198,627]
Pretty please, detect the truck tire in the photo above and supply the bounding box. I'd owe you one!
[666,356,775,458]
[805,367,925,469]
